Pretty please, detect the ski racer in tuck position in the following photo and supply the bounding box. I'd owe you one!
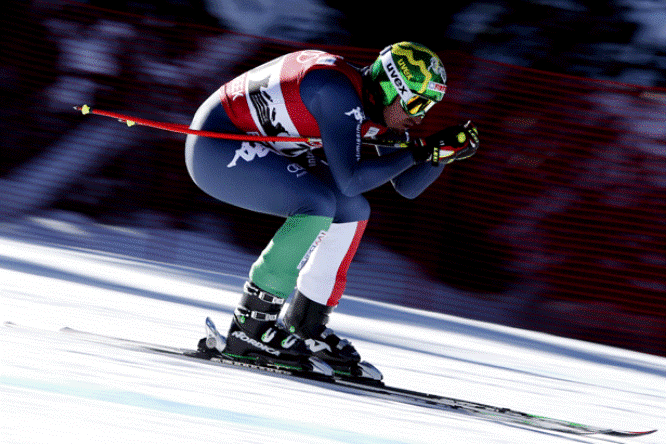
[185,42,480,376]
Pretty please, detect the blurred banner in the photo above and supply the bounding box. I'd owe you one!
[2,1,664,355]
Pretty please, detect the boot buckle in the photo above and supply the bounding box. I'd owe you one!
[235,307,278,322]
[243,282,285,305]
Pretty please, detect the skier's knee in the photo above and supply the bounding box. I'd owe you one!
[295,188,337,218]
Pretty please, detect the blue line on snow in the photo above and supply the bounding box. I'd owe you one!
[2,377,411,444]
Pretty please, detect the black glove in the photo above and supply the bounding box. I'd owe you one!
[411,120,479,165]
[409,139,439,164]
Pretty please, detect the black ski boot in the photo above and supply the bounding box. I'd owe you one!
[224,282,331,375]
[284,291,381,380]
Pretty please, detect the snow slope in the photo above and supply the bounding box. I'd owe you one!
[1,235,664,444]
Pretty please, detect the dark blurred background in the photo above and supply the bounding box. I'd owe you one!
[1,0,664,355]
[339,0,666,86]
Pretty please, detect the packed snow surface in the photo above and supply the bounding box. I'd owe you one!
[1,236,664,444]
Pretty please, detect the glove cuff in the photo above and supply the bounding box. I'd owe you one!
[409,138,432,164]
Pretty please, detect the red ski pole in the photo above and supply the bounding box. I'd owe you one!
[74,104,321,144]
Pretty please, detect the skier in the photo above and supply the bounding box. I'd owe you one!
[185,42,479,375]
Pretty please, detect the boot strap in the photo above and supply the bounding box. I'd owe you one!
[235,307,278,322]
[243,282,285,305]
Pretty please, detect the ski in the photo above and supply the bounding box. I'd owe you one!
[5,321,657,437]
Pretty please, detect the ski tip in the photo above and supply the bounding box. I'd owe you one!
[604,429,657,437]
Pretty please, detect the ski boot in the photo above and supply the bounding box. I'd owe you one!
[222,282,332,375]
[284,291,382,381]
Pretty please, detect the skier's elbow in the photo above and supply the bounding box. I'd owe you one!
[391,180,422,199]
[395,188,421,200]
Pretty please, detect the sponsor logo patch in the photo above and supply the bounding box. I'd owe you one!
[305,338,332,353]
[231,330,281,356]
[297,230,328,270]
[427,81,447,94]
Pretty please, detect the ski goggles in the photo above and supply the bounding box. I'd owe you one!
[401,93,437,117]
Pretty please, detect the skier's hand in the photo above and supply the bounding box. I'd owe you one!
[409,140,439,164]
[416,121,479,165]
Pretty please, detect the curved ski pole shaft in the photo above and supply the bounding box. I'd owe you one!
[74,104,410,149]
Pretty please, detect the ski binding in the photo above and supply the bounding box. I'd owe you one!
[201,317,381,381]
